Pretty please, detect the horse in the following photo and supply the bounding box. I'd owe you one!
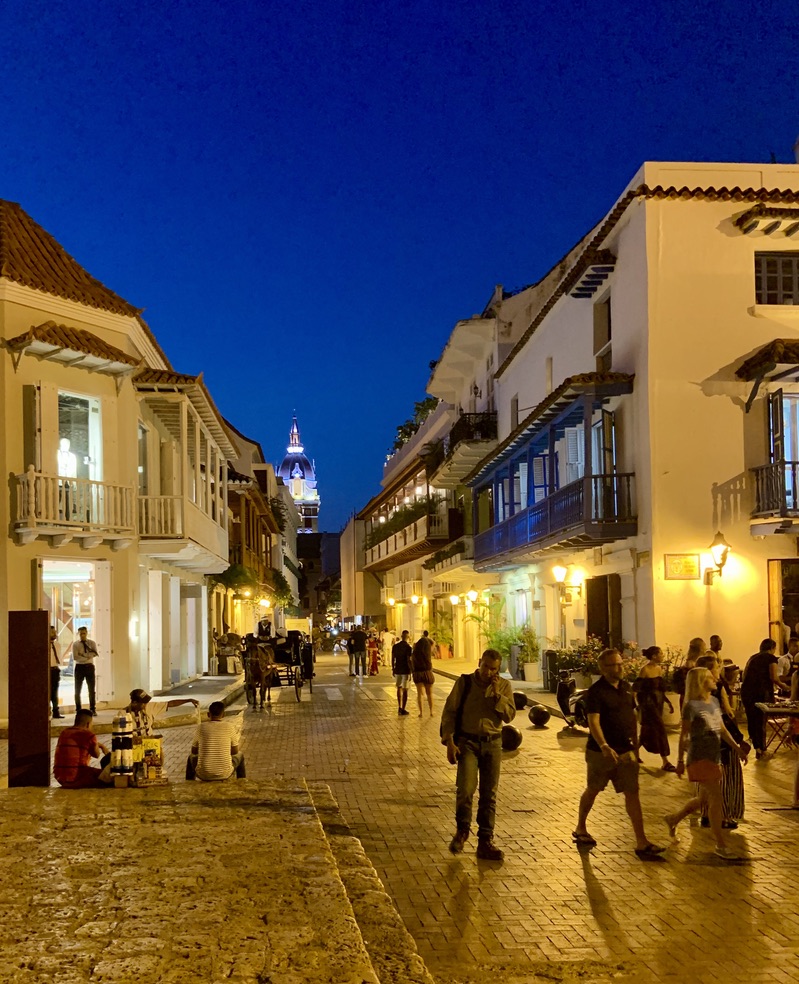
[245,638,279,709]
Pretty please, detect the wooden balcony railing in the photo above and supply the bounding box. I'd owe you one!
[14,467,135,533]
[138,496,184,536]
[751,462,799,516]
[474,473,635,562]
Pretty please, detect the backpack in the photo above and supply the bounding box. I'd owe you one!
[440,673,473,744]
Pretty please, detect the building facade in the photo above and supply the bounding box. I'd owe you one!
[0,200,283,718]
[345,160,799,667]
[276,417,320,533]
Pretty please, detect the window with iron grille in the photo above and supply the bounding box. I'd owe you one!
[755,252,799,305]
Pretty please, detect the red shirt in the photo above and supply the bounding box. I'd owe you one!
[53,727,101,788]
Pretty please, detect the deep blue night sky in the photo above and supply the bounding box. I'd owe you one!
[1,1,797,529]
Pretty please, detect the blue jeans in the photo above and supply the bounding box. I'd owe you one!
[455,736,502,839]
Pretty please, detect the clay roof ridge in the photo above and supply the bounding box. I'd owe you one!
[495,182,799,379]
[0,200,141,317]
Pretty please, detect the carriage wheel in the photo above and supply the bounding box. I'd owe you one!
[294,664,303,701]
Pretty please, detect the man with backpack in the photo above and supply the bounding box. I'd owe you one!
[440,649,515,861]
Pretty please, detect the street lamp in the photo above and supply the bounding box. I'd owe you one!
[449,594,460,606]
[704,532,732,585]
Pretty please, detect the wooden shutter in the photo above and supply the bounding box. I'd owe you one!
[769,389,785,463]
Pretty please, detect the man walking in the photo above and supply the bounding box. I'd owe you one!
[50,625,63,718]
[186,701,246,781]
[573,648,665,858]
[72,626,98,716]
[391,630,412,715]
[441,649,515,861]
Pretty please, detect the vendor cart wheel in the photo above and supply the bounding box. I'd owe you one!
[294,665,303,701]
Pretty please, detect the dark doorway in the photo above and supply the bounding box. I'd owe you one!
[767,559,799,654]
[586,574,622,649]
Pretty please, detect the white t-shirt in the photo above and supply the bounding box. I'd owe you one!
[194,720,237,780]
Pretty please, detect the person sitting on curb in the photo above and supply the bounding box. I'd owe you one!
[126,688,200,736]
[53,710,113,788]
[185,701,246,781]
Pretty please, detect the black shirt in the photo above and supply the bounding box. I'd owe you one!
[350,629,368,651]
[740,652,777,704]
[391,641,412,675]
[584,676,637,754]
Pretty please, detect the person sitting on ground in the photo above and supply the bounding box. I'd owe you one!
[126,688,200,737]
[53,710,113,788]
[185,701,246,781]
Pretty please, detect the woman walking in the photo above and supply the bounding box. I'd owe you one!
[671,637,705,710]
[633,646,676,772]
[695,656,748,828]
[411,631,435,717]
[664,667,748,860]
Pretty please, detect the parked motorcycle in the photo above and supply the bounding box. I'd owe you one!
[556,668,589,728]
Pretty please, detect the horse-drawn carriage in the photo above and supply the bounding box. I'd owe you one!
[243,630,314,708]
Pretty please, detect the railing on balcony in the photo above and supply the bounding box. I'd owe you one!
[751,462,799,516]
[474,473,635,562]
[365,511,450,568]
[138,496,184,536]
[14,467,135,532]
[445,412,497,456]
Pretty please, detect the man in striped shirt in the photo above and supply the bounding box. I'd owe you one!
[185,702,246,781]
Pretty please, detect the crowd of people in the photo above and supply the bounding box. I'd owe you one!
[50,621,799,866]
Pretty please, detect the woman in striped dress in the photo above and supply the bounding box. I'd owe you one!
[695,655,748,828]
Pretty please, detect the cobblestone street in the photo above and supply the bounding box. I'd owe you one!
[157,654,799,984]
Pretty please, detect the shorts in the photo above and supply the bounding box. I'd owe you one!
[585,748,639,794]
[394,674,410,688]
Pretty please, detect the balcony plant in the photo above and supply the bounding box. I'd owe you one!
[365,498,434,549]
[388,396,439,454]
[422,539,465,570]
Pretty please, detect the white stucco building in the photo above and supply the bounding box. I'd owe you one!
[463,160,799,662]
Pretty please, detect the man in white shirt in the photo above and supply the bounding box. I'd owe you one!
[72,627,98,715]
[185,702,245,781]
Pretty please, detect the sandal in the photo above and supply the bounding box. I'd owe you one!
[662,762,677,773]
[635,843,667,859]
[572,831,597,845]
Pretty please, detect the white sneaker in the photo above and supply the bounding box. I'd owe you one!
[714,846,740,861]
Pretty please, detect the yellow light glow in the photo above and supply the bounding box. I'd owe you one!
[449,594,460,606]
[387,597,396,606]
[466,586,478,602]
[244,589,252,598]
[259,598,270,608]
[552,565,568,584]
[411,594,419,605]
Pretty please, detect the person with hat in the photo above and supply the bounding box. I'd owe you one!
[126,688,199,737]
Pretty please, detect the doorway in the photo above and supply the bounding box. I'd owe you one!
[586,574,622,649]
[767,559,799,654]
[40,558,111,705]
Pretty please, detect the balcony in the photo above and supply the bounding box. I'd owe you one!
[424,535,476,581]
[474,474,636,568]
[364,510,454,572]
[750,463,799,533]
[428,413,498,489]
[138,495,228,573]
[13,467,135,548]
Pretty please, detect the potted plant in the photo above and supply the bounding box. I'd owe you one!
[516,625,541,682]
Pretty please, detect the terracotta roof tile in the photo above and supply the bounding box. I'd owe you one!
[133,367,198,386]
[736,339,799,380]
[0,200,140,316]
[4,320,142,367]
[496,183,799,379]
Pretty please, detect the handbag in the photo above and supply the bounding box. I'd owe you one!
[687,759,722,782]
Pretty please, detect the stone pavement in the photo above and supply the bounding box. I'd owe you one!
[227,654,799,984]
[3,654,799,984]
